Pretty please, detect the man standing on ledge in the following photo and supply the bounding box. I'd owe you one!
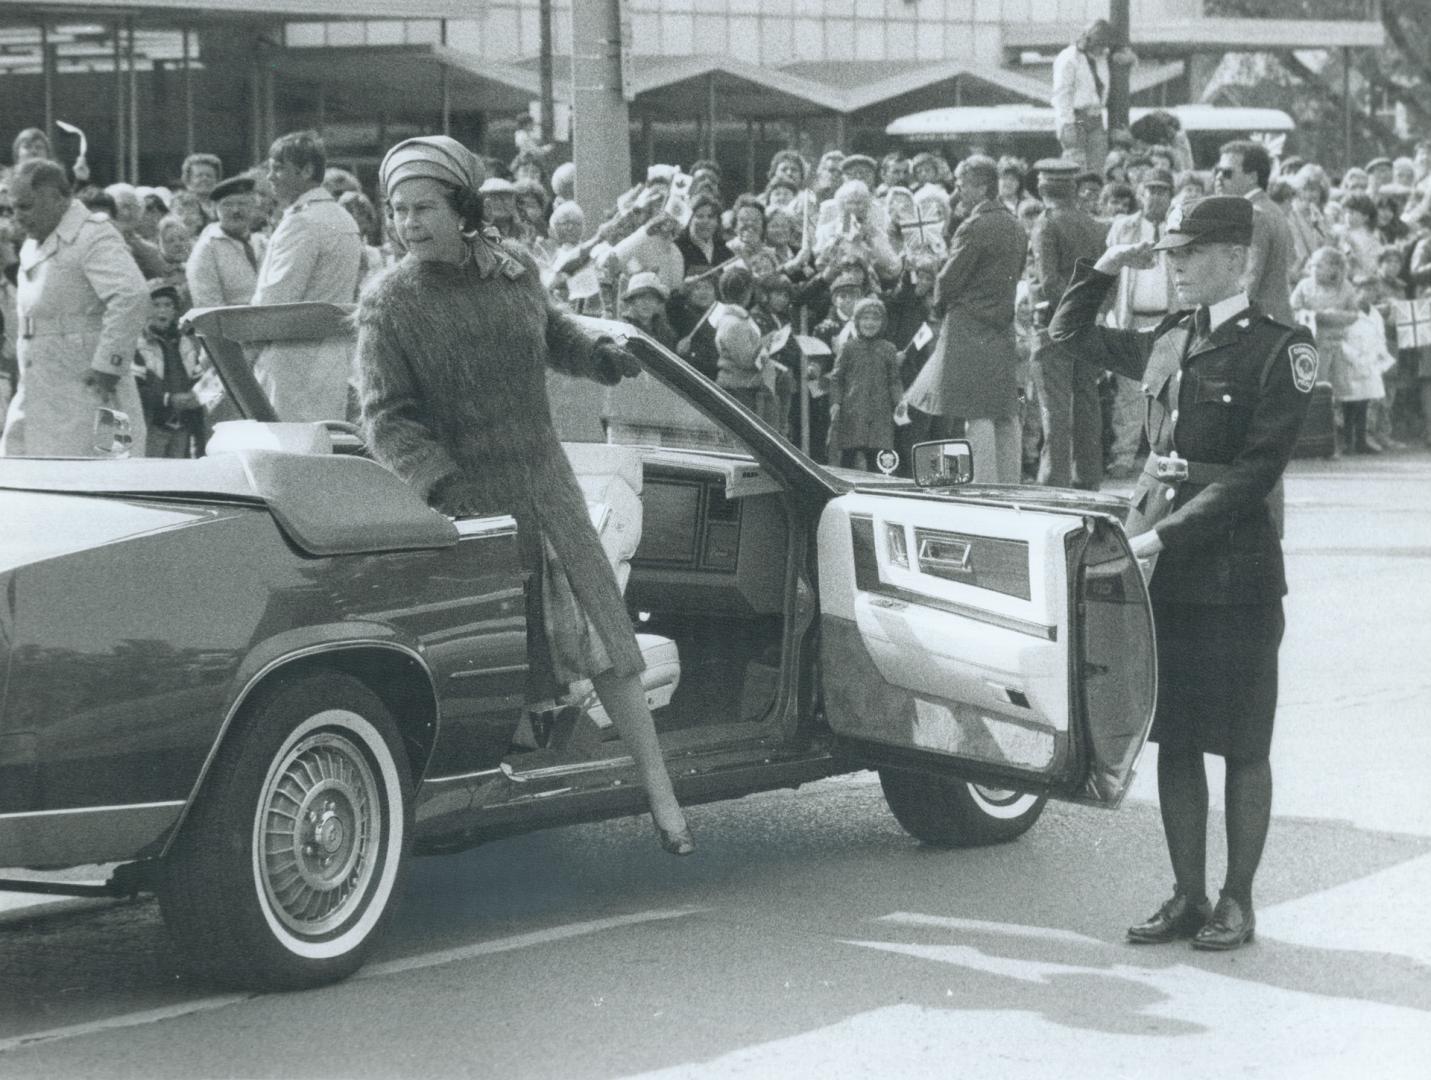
[1051,19,1135,172]
[1048,196,1315,951]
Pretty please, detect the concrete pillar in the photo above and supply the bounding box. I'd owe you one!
[182,27,194,156]
[569,0,633,234]
[113,22,126,182]
[127,20,138,184]
[40,23,53,139]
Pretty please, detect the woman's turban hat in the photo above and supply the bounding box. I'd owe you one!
[379,135,484,197]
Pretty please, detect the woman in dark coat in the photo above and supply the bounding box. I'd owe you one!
[354,135,692,855]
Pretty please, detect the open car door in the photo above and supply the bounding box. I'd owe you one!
[817,491,1156,807]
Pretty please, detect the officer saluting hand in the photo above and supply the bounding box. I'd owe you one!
[1049,196,1316,952]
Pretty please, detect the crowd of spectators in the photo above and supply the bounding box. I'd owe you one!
[4,113,1431,473]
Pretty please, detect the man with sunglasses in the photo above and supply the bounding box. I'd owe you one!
[1048,196,1315,953]
[1213,140,1294,325]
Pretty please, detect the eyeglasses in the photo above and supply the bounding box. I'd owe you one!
[1212,167,1238,179]
[0,206,12,216]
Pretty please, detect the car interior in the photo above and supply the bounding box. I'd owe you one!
[505,366,796,770]
[185,304,801,773]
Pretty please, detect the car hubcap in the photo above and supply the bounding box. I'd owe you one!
[969,784,1039,819]
[257,729,382,937]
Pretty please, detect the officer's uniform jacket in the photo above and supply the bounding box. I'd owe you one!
[1,200,149,456]
[186,222,263,309]
[251,186,362,422]
[1049,260,1315,605]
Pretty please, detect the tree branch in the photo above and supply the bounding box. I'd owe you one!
[1272,51,1403,147]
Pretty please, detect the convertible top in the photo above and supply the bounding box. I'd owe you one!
[0,450,458,556]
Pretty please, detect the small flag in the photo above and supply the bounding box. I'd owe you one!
[911,322,935,350]
[765,323,791,354]
[1393,298,1431,349]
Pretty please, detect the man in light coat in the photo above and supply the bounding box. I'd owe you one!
[1,159,148,457]
[251,130,362,421]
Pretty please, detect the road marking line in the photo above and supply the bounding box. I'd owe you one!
[357,907,705,980]
[0,997,252,1056]
[0,907,705,1055]
[877,911,1106,946]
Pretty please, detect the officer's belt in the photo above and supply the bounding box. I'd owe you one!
[21,316,103,339]
[1143,452,1229,486]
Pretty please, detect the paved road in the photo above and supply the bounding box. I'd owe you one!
[2,452,1429,1079]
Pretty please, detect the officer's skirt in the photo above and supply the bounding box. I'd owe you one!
[1150,600,1285,761]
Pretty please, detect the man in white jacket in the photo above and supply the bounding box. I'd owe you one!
[251,130,362,422]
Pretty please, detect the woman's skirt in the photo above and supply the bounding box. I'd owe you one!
[1150,600,1285,761]
[521,525,644,704]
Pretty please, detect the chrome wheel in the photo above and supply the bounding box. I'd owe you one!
[256,720,381,937]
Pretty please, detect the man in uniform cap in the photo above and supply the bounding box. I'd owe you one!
[1048,194,1316,952]
[2,158,149,456]
[1029,157,1106,488]
[186,174,263,310]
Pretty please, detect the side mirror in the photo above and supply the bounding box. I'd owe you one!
[912,439,974,488]
[92,407,134,458]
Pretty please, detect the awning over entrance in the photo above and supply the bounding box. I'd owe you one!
[625,55,843,121]
[275,44,541,117]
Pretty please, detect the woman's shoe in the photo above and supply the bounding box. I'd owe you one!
[653,818,695,856]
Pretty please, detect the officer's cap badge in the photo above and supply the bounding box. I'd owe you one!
[1289,343,1318,393]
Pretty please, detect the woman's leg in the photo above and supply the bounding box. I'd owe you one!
[590,669,691,847]
[1157,747,1209,900]
[1222,756,1272,908]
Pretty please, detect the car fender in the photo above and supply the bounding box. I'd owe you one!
[160,625,440,860]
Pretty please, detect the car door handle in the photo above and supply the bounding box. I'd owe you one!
[918,536,972,575]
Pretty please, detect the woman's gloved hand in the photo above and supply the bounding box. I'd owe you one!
[428,473,491,518]
[594,340,642,384]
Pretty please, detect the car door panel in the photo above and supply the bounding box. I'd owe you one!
[818,491,1155,805]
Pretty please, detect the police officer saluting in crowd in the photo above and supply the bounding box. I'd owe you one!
[1048,196,1316,951]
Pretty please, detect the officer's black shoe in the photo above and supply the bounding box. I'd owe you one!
[1191,894,1256,951]
[1127,890,1213,944]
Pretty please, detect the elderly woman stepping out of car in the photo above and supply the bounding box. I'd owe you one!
[354,135,693,855]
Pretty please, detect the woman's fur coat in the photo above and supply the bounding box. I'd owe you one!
[355,238,643,690]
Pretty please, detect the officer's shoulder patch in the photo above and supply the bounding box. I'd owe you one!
[1288,342,1318,393]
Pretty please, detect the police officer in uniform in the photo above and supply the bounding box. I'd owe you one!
[1048,196,1316,951]
[1,158,149,457]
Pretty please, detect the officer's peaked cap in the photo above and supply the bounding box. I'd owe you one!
[1153,195,1253,250]
[210,175,256,203]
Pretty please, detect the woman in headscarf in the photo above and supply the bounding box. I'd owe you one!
[354,135,694,854]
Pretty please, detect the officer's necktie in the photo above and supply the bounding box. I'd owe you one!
[1193,306,1212,348]
[241,239,259,273]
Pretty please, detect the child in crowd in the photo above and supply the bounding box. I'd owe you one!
[827,296,902,471]
[1363,248,1409,447]
[1339,193,1381,281]
[134,283,205,458]
[619,271,677,351]
[714,303,788,434]
[1292,247,1366,454]
[1338,277,1394,453]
